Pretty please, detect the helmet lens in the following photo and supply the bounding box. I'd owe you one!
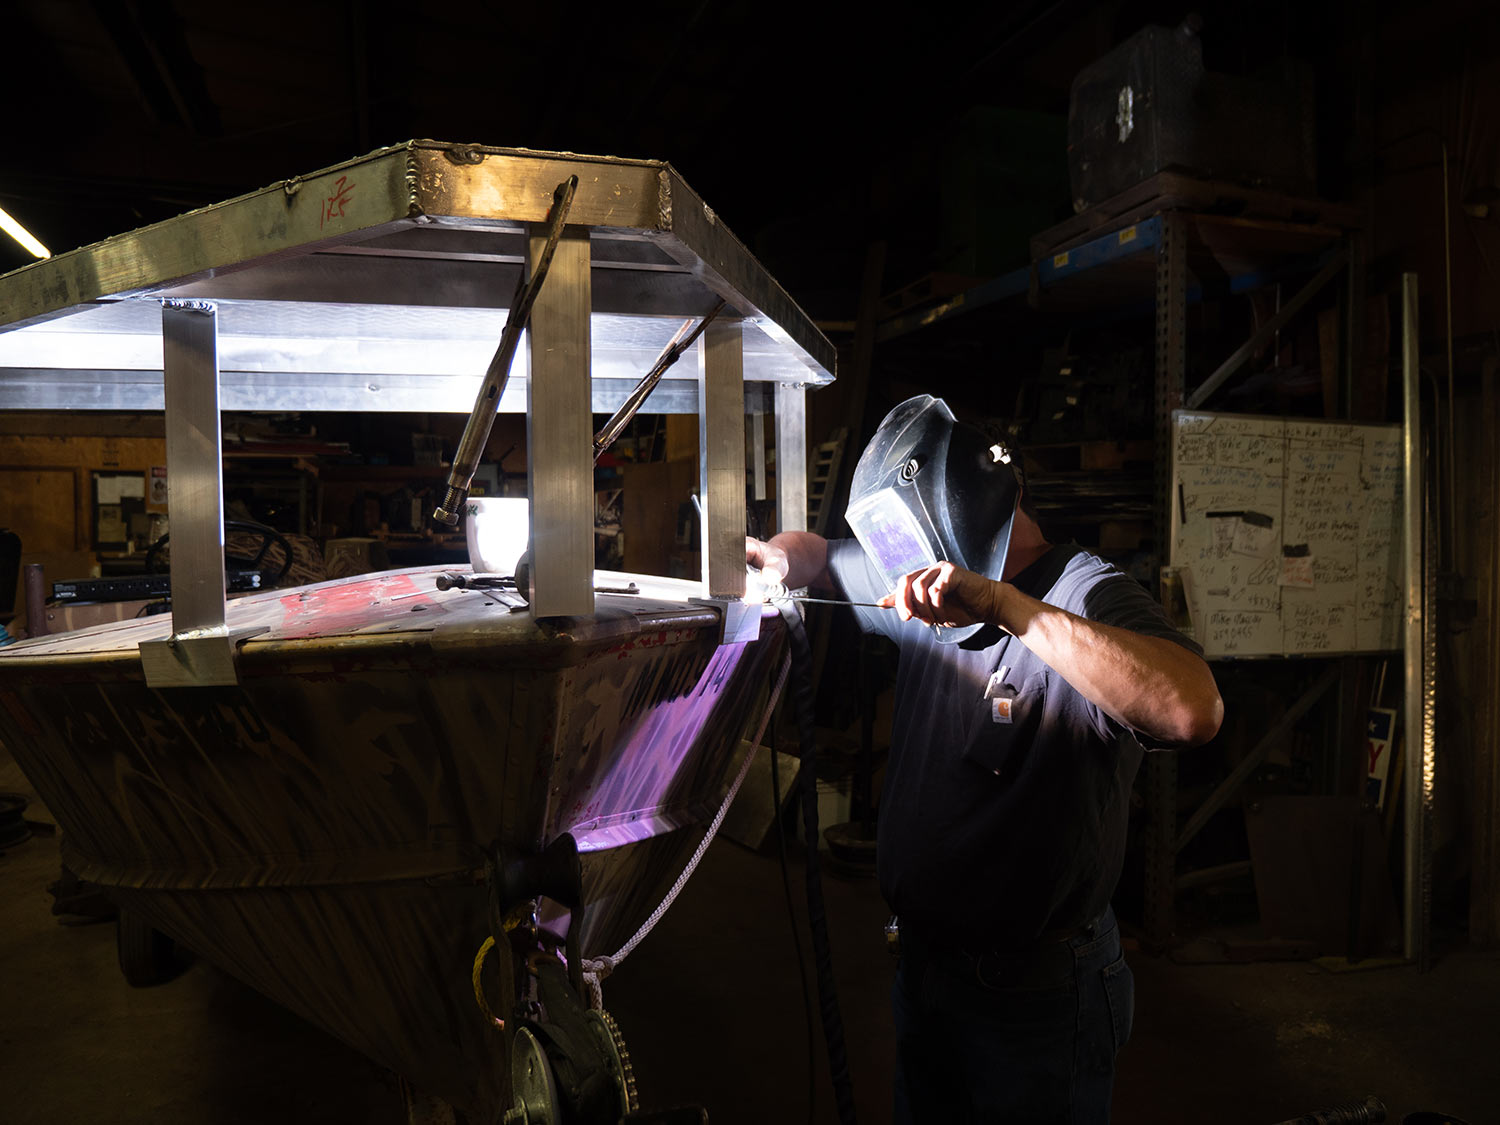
[846,489,939,589]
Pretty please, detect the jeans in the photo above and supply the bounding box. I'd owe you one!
[891,907,1134,1125]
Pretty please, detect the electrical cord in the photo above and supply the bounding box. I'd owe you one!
[579,653,793,1009]
[775,599,859,1125]
[769,715,818,1125]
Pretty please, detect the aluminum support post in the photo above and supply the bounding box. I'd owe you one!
[749,403,767,503]
[526,226,594,619]
[774,383,808,535]
[141,300,264,687]
[699,317,747,600]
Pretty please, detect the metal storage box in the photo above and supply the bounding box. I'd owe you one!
[1067,23,1317,211]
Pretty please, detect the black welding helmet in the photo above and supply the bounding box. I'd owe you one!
[845,395,1020,644]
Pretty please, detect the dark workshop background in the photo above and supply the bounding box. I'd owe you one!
[2,1,1500,1123]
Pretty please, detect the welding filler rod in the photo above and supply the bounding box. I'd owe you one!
[785,595,895,610]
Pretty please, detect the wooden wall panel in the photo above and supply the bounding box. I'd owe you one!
[0,467,80,552]
[621,459,697,579]
[0,433,167,558]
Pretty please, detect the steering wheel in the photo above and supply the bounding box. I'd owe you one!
[145,519,294,587]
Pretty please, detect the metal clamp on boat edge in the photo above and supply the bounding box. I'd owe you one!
[139,625,271,689]
[688,597,765,645]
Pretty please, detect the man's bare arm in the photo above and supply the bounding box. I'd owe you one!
[894,561,1223,747]
[746,532,832,592]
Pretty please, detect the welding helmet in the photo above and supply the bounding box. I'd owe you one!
[845,395,1019,644]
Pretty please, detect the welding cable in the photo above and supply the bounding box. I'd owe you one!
[579,647,793,1010]
[769,708,818,1125]
[775,599,859,1125]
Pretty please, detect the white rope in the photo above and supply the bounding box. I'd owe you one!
[580,649,793,1009]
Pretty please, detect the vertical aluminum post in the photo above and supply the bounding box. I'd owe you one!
[699,317,747,599]
[749,403,767,503]
[526,226,594,618]
[775,383,808,535]
[140,300,264,686]
[1401,271,1431,967]
[161,300,227,634]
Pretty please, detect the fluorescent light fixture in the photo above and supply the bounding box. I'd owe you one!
[0,205,51,259]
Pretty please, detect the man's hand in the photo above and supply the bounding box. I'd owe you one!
[745,532,831,594]
[890,561,1003,629]
[745,536,790,603]
[746,536,790,584]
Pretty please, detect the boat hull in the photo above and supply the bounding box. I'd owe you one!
[0,568,783,1113]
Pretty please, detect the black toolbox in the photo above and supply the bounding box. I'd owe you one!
[1067,22,1317,212]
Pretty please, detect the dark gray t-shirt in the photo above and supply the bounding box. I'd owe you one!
[827,539,1203,947]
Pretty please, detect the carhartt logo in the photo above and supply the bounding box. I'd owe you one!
[992,697,1012,723]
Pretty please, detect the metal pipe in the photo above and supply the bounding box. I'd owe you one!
[23,563,47,638]
[1400,272,1425,965]
[433,176,579,526]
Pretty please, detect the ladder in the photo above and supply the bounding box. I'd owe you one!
[807,427,848,537]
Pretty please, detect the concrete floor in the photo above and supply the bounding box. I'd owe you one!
[3,743,1497,1125]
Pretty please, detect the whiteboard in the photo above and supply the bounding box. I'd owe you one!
[1170,411,1403,659]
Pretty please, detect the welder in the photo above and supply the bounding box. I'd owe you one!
[747,395,1222,1124]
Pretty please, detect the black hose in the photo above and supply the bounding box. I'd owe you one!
[776,601,858,1125]
[769,717,818,1125]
